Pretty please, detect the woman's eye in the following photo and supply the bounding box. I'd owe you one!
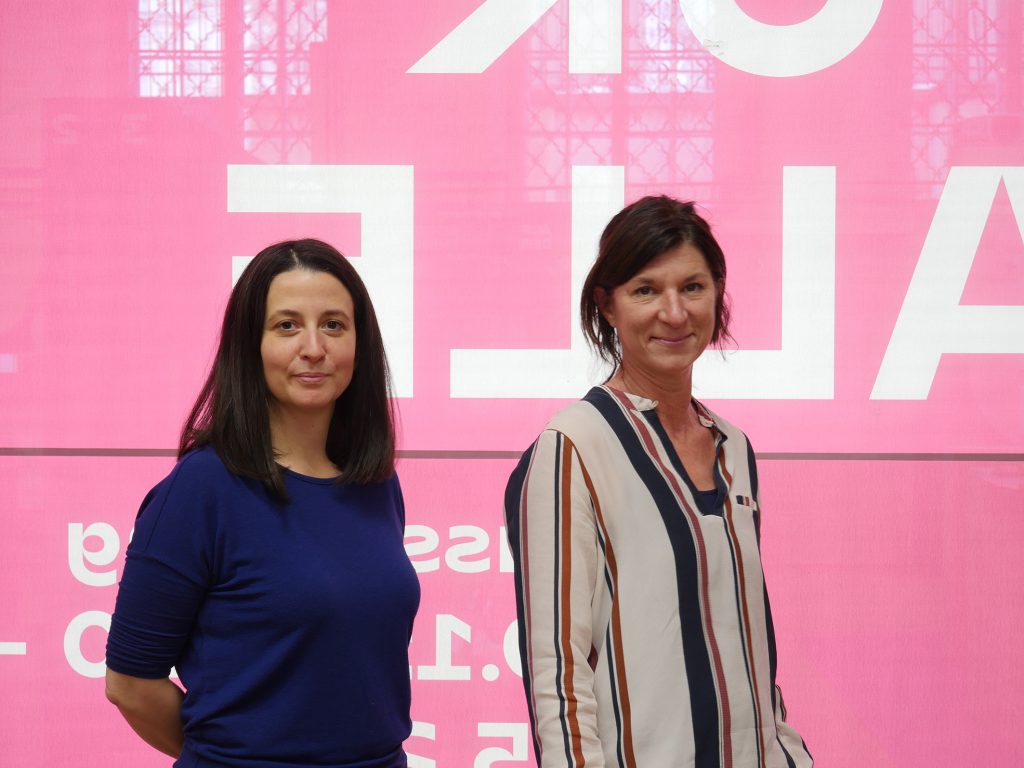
[324,319,344,331]
[635,285,654,297]
[684,282,704,293]
[277,320,297,331]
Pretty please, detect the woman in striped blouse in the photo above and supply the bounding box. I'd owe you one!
[505,196,812,768]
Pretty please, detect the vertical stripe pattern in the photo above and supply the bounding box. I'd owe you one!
[505,386,813,768]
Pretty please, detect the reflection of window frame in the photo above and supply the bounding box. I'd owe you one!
[137,0,328,162]
[911,0,1019,196]
[241,0,327,97]
[522,0,716,202]
[138,0,224,98]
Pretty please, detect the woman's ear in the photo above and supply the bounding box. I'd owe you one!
[594,286,614,326]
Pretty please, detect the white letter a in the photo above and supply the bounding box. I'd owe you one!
[872,167,1024,400]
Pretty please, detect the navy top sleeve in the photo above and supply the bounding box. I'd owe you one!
[106,455,222,678]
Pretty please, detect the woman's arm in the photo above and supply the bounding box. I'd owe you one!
[751,456,813,767]
[105,669,185,758]
[105,457,218,756]
[506,430,606,767]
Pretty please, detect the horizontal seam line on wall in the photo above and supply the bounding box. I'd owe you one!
[0,448,1022,461]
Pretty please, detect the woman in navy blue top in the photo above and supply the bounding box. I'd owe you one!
[105,239,420,768]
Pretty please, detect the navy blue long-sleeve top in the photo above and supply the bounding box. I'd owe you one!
[106,447,421,768]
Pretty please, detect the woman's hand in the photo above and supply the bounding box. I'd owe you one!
[105,668,185,758]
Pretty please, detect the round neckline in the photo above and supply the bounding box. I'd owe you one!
[277,464,342,485]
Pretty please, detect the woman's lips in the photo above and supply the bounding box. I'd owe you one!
[293,372,329,383]
[652,333,692,345]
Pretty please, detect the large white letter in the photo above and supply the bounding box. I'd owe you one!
[694,166,836,398]
[227,165,414,397]
[872,167,1024,400]
[679,0,882,77]
[454,166,835,399]
[64,610,110,678]
[408,0,621,74]
[407,721,437,768]
[450,165,623,397]
[68,522,120,587]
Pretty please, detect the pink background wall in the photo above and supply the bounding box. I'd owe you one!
[1,1,1022,765]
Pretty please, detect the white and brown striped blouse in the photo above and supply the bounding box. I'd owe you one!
[505,386,812,768]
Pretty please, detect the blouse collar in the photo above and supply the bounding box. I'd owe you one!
[599,384,719,430]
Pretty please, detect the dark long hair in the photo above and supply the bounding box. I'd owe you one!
[179,239,395,501]
[580,196,733,368]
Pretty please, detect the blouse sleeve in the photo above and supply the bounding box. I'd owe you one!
[105,459,218,680]
[750,446,814,767]
[505,429,606,768]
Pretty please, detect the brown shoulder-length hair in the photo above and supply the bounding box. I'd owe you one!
[580,195,733,368]
[179,239,396,501]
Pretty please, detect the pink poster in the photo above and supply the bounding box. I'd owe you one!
[1,1,1022,766]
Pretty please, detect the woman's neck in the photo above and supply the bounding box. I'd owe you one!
[268,407,338,478]
[608,364,699,434]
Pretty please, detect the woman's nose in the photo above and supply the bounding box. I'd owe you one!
[659,292,686,323]
[300,331,326,360]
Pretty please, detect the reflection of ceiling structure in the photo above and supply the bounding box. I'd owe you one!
[135,1,1020,190]
[518,0,1018,201]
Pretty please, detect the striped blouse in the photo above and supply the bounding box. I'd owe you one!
[504,386,812,768]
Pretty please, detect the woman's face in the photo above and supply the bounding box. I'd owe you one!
[599,243,717,384]
[261,268,356,423]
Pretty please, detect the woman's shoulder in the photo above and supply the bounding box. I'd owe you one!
[544,386,608,426]
[140,446,250,517]
[161,445,239,490]
[527,387,626,455]
[175,443,228,470]
[130,447,247,553]
[538,395,596,441]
